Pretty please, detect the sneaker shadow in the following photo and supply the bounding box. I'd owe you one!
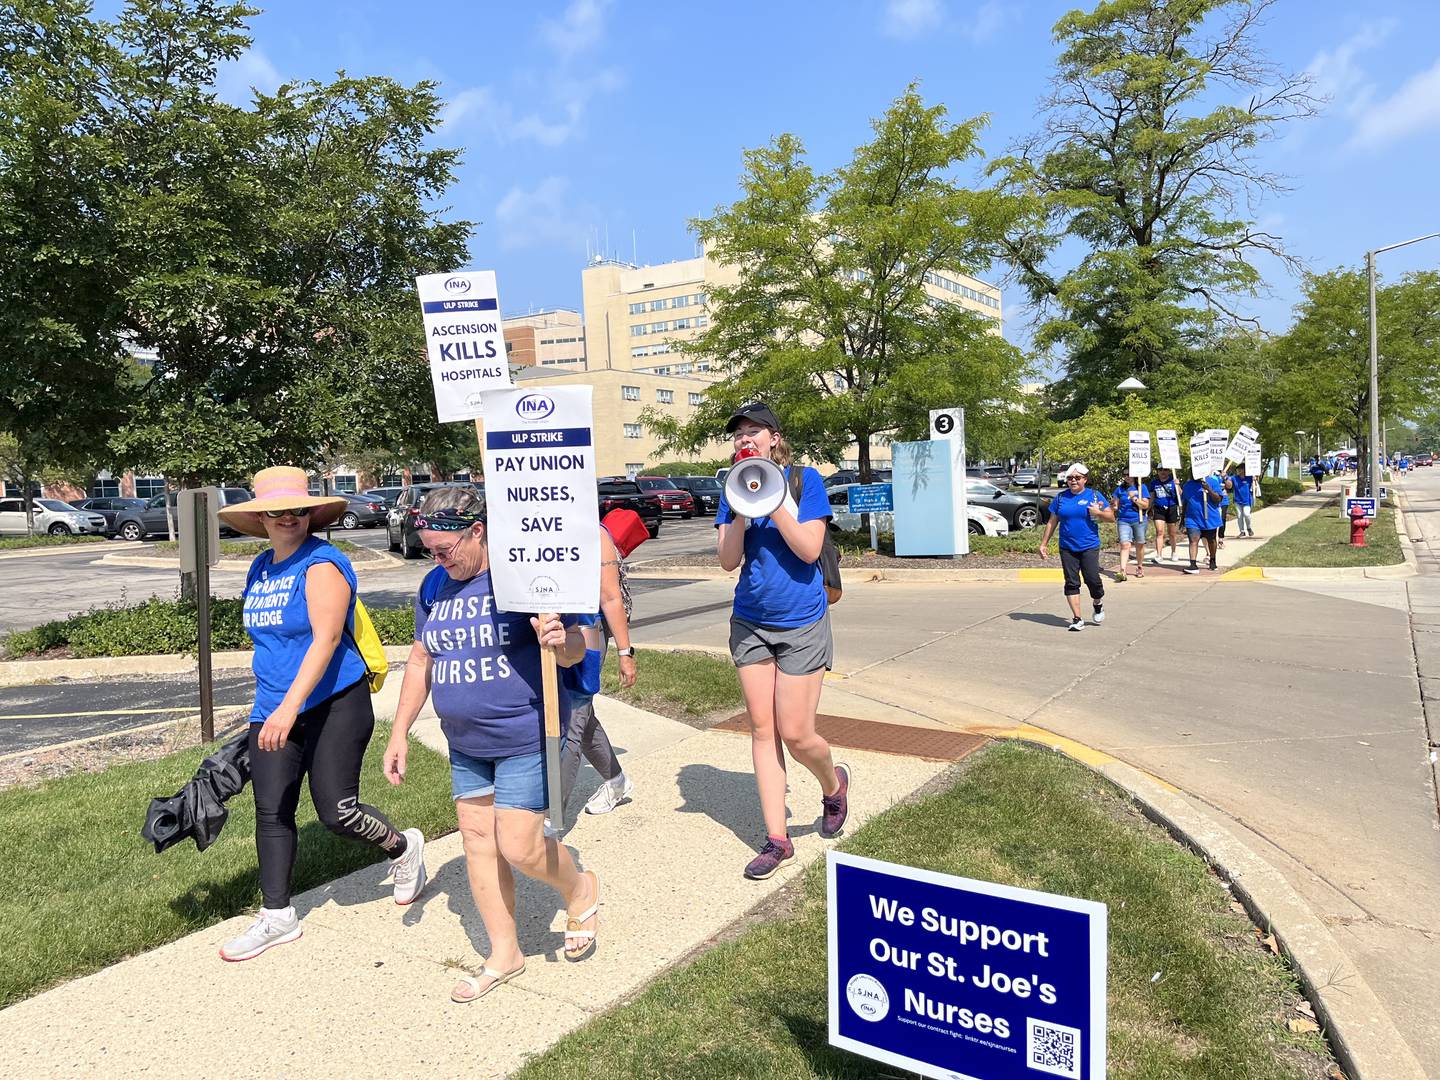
[1006,612,1073,628]
[675,762,818,847]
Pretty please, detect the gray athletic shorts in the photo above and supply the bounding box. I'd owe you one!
[729,612,833,675]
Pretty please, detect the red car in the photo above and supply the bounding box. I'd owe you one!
[1416,452,1434,467]
[636,477,696,518]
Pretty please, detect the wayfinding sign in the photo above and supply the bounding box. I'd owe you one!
[931,408,963,441]
[828,851,1106,1080]
[416,269,512,422]
[481,386,599,613]
[848,484,895,513]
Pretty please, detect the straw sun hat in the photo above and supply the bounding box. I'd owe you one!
[216,466,348,539]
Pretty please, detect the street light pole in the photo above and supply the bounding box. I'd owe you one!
[1367,231,1440,499]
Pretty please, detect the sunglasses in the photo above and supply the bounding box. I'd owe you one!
[263,507,313,519]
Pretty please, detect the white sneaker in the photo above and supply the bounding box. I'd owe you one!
[584,775,634,815]
[1067,618,1085,632]
[1092,606,1105,624]
[389,828,427,906]
[220,906,301,962]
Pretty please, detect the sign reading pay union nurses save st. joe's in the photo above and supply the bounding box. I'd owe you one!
[480,386,599,615]
[415,270,513,423]
[828,851,1106,1080]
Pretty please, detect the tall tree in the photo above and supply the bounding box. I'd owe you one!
[1265,269,1440,482]
[647,88,1027,479]
[992,0,1316,413]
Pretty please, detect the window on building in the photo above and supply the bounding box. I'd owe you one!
[622,385,640,401]
[697,361,710,372]
[629,303,645,315]
[410,472,431,484]
[649,299,667,312]
[625,462,645,477]
[695,315,708,327]
[631,324,645,337]
[90,478,120,498]
[623,423,642,439]
[651,320,669,333]
[382,473,402,486]
[695,292,707,307]
[333,474,357,494]
[135,476,165,499]
[673,318,691,331]
[689,392,702,406]
[656,389,673,404]
[452,471,471,483]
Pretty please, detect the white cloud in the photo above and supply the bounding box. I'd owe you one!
[1305,20,1395,118]
[440,68,623,147]
[494,177,585,251]
[540,0,612,60]
[965,0,1008,44]
[213,47,284,105]
[884,0,944,40]
[1349,57,1440,148]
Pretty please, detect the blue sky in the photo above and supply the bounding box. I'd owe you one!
[203,1,1440,355]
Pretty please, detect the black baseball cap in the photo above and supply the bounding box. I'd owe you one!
[725,401,780,433]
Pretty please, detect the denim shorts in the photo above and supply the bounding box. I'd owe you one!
[1117,520,1148,543]
[449,748,547,811]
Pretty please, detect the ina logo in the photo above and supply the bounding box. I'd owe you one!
[443,276,472,294]
[528,575,559,600]
[516,392,556,422]
[845,974,889,1022]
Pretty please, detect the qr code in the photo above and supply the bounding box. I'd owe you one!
[1027,1017,1082,1079]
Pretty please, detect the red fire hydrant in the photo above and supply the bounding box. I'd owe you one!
[1349,504,1372,547]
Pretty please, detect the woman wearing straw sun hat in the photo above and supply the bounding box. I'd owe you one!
[214,467,426,963]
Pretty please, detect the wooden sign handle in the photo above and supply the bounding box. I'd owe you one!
[541,643,560,739]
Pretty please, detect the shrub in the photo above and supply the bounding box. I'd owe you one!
[368,605,416,645]
[0,535,107,551]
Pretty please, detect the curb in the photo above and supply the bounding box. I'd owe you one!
[0,644,413,688]
[95,550,408,572]
[983,723,1427,1080]
[0,542,114,562]
[636,563,1366,584]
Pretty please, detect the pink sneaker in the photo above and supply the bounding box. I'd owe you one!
[821,763,851,838]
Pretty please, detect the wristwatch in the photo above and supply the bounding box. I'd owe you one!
[616,646,636,657]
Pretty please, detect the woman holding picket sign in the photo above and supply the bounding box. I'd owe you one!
[216,467,426,963]
[383,487,599,1003]
[716,402,849,882]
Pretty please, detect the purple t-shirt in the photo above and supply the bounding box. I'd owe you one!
[415,567,571,759]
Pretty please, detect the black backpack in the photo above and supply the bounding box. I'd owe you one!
[788,467,843,605]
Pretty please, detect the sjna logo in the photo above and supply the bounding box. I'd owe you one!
[516,392,556,422]
[845,974,889,1022]
[443,276,472,294]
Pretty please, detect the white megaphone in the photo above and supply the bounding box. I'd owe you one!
[724,448,796,519]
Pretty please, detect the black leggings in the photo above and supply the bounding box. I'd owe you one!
[249,678,404,908]
[1059,546,1104,600]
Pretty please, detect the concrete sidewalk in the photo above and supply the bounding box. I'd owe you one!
[0,697,953,1079]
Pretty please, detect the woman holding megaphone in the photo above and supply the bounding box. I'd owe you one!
[716,403,850,881]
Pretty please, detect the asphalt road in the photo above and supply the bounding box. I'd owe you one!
[0,516,720,636]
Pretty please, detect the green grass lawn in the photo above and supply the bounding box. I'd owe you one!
[599,648,742,722]
[0,534,107,550]
[514,743,1334,1080]
[0,722,455,1008]
[148,537,363,557]
[1239,501,1402,568]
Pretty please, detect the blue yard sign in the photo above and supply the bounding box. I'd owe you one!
[1345,496,1377,519]
[828,851,1106,1080]
[848,483,895,513]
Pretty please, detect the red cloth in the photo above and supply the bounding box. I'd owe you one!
[601,508,649,557]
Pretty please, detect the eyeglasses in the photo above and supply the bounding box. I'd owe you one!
[263,507,313,519]
[431,532,471,562]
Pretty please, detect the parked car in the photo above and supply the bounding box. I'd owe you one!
[965,465,1016,488]
[635,477,696,518]
[386,482,482,559]
[824,484,1010,537]
[0,497,108,537]
[823,468,893,488]
[597,478,663,539]
[667,474,725,515]
[338,493,388,529]
[361,486,403,508]
[75,496,148,536]
[113,488,254,541]
[1011,468,1040,488]
[965,480,1049,530]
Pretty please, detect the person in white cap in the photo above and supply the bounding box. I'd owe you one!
[215,467,426,962]
[1038,464,1115,631]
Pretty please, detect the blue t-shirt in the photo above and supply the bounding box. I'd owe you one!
[560,612,603,702]
[1230,475,1254,506]
[244,536,366,724]
[715,465,830,628]
[1150,477,1179,509]
[1182,479,1221,529]
[415,567,576,759]
[1047,487,1106,551]
[1111,483,1149,523]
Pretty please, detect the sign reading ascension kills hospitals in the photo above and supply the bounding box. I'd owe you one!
[829,852,1107,1080]
[416,270,513,422]
[480,386,599,614]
